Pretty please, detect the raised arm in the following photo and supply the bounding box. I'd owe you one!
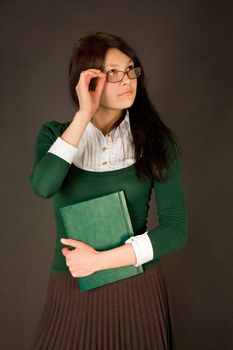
[29,69,106,199]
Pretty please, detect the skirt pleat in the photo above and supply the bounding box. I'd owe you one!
[31,263,176,350]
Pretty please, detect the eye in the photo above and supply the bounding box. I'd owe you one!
[106,69,117,76]
[127,65,134,71]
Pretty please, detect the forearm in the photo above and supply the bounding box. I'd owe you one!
[60,111,90,147]
[95,243,137,271]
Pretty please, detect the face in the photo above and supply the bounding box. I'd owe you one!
[98,48,137,112]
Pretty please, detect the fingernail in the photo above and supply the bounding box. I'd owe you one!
[60,238,65,243]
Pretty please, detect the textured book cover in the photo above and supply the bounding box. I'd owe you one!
[60,191,144,291]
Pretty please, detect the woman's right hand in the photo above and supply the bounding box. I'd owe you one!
[75,69,106,121]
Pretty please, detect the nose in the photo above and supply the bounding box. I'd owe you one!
[121,72,131,85]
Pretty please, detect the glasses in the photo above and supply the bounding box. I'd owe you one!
[105,66,142,83]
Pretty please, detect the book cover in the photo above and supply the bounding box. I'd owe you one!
[60,191,144,291]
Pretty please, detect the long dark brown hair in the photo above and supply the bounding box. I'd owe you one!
[69,31,182,182]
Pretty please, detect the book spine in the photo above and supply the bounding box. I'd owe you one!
[118,191,144,273]
[118,191,134,237]
[60,210,68,232]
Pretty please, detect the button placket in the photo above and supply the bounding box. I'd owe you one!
[100,139,109,168]
[106,131,116,166]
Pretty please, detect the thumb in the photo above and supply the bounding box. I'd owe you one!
[60,238,81,248]
[95,74,106,96]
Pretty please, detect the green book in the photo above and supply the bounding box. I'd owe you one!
[60,191,144,291]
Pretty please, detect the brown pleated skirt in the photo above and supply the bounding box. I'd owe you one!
[31,263,175,350]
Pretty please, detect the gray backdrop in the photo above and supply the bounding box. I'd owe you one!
[1,0,232,349]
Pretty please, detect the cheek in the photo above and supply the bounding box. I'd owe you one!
[132,80,137,96]
[100,84,118,104]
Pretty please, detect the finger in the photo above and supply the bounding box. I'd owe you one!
[80,71,100,78]
[69,266,75,272]
[81,68,102,74]
[94,74,106,95]
[77,73,97,88]
[60,238,81,248]
[61,247,70,256]
[79,71,105,83]
[76,72,102,91]
[66,260,71,267]
[79,71,101,82]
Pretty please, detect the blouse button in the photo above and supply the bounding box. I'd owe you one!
[102,161,108,165]
[102,147,107,152]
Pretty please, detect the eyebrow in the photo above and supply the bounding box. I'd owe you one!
[104,59,133,70]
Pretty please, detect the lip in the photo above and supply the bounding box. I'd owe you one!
[119,90,133,96]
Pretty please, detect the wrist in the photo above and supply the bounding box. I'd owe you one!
[94,244,137,272]
[94,251,105,272]
[74,110,93,122]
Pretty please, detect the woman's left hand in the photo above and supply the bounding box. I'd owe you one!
[61,238,99,277]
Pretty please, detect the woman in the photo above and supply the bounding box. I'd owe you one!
[29,31,187,349]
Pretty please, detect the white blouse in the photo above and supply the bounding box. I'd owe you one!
[48,110,154,267]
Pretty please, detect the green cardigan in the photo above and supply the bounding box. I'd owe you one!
[29,121,188,272]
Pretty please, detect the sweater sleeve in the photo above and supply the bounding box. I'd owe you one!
[147,145,188,259]
[29,121,78,199]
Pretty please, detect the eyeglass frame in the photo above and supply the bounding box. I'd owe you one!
[104,66,142,83]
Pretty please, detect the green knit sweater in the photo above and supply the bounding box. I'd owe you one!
[29,121,188,272]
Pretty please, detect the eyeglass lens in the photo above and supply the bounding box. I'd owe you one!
[106,67,141,82]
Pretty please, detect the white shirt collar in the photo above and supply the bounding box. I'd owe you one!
[88,109,129,136]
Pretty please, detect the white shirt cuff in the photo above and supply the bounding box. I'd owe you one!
[125,231,154,267]
[47,137,79,164]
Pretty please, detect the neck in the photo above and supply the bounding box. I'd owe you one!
[91,108,124,135]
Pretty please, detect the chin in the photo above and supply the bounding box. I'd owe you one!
[117,98,136,109]
[124,100,135,108]
[101,98,136,111]
[113,103,134,110]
